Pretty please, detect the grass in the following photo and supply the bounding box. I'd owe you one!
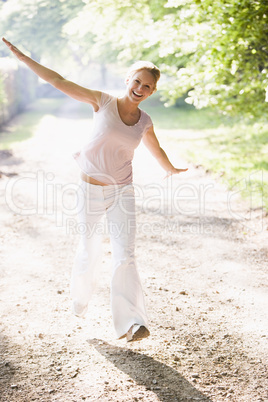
[143,102,231,130]
[143,95,268,211]
[0,98,64,149]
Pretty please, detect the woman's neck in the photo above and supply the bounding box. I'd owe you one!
[117,96,141,126]
[117,95,140,114]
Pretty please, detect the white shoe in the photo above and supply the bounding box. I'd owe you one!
[126,324,150,342]
[72,301,88,318]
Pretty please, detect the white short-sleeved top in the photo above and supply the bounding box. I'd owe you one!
[73,92,153,185]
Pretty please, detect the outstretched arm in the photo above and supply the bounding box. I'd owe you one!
[142,125,188,177]
[2,38,101,111]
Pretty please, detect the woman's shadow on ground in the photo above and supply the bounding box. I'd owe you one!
[87,338,211,401]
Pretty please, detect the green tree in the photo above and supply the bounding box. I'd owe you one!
[1,0,267,118]
[70,0,268,119]
[0,0,85,63]
[177,0,268,119]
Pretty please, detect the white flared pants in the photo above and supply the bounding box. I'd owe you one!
[70,179,148,338]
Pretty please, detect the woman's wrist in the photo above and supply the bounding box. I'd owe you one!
[167,166,176,175]
[19,53,28,63]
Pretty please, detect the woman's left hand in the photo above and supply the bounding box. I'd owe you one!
[164,167,188,179]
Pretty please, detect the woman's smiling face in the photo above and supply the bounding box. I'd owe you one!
[126,69,155,103]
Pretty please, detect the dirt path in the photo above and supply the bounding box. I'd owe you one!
[0,98,267,402]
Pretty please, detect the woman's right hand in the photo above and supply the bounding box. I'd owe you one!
[2,38,26,61]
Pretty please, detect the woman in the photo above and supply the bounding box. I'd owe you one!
[2,37,188,342]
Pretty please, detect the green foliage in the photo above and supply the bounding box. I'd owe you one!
[180,0,268,119]
[1,0,267,118]
[67,0,268,119]
[0,0,85,63]
[185,121,268,210]
[151,0,268,119]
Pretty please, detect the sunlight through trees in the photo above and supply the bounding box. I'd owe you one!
[1,0,267,118]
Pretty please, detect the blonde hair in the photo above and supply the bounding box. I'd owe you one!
[126,61,161,92]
